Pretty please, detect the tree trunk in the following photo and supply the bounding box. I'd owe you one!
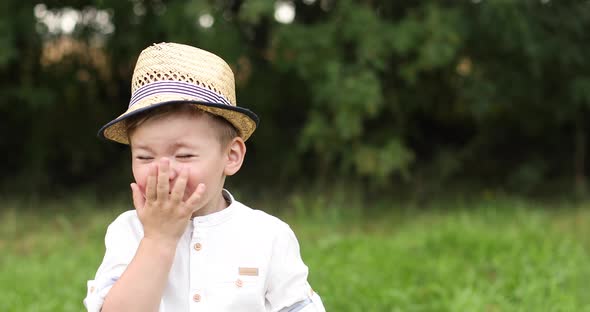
[575,117,586,197]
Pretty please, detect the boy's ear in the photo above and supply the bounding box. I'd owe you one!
[224,137,246,176]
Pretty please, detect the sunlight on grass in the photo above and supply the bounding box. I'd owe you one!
[1,194,589,311]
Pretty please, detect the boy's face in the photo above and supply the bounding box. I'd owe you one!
[129,111,241,212]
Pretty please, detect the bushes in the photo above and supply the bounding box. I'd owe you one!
[2,0,590,194]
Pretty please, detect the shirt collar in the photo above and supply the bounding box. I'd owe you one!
[192,189,238,227]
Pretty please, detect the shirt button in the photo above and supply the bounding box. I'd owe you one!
[193,243,202,251]
[193,293,201,302]
[235,279,243,288]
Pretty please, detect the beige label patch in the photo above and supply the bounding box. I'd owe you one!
[238,267,259,276]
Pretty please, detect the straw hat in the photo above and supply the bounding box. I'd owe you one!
[98,42,259,144]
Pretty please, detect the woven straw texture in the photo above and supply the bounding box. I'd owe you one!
[100,42,257,144]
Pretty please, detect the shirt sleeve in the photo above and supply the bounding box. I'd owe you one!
[265,223,326,312]
[83,212,142,312]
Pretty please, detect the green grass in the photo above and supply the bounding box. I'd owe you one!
[1,194,589,311]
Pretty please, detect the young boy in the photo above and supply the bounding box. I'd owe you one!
[84,42,325,312]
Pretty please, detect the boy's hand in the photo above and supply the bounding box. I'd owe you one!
[130,158,206,245]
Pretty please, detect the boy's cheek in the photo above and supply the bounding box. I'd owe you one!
[133,176,147,197]
[138,183,147,197]
[182,183,195,199]
[131,169,148,196]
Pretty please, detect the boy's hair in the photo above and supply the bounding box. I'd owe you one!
[125,104,238,147]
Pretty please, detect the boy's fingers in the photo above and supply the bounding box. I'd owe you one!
[130,183,145,211]
[156,158,170,200]
[186,183,206,211]
[146,164,157,202]
[170,167,188,203]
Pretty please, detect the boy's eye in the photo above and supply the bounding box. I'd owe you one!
[177,154,195,159]
[136,156,154,160]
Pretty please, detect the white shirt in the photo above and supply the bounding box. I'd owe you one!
[84,191,325,312]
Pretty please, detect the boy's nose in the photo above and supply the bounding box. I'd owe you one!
[168,161,180,181]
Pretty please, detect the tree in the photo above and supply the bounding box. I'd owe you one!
[2,0,590,197]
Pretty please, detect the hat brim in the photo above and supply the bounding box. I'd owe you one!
[98,100,259,145]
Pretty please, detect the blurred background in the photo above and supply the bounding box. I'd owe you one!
[2,0,590,197]
[1,0,590,311]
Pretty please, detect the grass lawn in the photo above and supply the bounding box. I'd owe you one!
[1,194,589,311]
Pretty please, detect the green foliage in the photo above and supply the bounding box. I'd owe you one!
[238,0,274,24]
[354,139,414,181]
[2,0,590,193]
[1,195,590,311]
